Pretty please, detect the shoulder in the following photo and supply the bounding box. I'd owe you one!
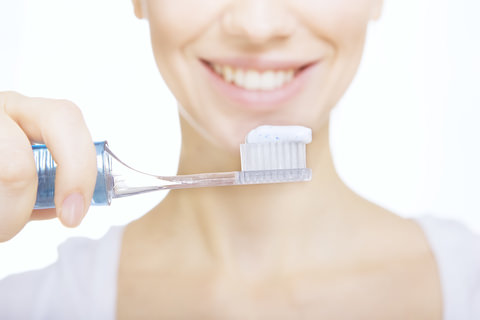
[0,226,124,320]
[416,216,480,320]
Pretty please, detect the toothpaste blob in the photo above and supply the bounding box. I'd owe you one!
[246,125,312,144]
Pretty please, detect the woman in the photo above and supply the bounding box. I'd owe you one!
[1,0,479,319]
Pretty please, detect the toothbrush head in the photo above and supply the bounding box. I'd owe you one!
[238,125,312,184]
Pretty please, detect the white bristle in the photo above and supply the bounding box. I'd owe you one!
[238,125,312,184]
[240,142,307,171]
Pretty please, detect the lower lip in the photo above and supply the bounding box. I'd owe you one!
[200,61,318,111]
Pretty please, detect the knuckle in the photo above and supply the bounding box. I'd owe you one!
[0,91,20,111]
[56,100,82,116]
[49,100,86,126]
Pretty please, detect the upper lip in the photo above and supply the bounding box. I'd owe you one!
[200,57,319,72]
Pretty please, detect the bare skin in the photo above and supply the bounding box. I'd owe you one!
[117,120,442,319]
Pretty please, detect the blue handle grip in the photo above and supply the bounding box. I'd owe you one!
[33,142,112,209]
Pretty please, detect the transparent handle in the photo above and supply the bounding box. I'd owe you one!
[33,142,112,209]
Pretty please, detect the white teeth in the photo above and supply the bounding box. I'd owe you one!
[275,71,286,88]
[286,70,294,82]
[224,66,234,83]
[244,70,261,90]
[260,71,276,90]
[211,63,297,91]
[233,69,244,87]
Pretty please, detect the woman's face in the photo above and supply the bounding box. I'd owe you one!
[134,0,382,152]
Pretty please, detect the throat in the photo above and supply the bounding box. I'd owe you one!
[149,121,355,275]
[162,181,330,277]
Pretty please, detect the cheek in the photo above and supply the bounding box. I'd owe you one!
[145,0,229,103]
[146,0,227,46]
[144,1,218,116]
[289,1,374,123]
[296,0,373,46]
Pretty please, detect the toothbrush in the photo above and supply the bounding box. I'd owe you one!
[33,125,312,209]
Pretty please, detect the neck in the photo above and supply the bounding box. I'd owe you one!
[149,118,360,275]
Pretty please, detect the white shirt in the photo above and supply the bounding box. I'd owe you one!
[0,226,123,320]
[417,217,480,319]
[1,217,479,319]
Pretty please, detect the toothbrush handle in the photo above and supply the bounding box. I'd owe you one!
[33,142,112,209]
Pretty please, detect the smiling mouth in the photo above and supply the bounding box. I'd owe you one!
[199,58,318,108]
[201,60,313,92]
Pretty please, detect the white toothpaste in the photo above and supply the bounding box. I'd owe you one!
[246,125,312,144]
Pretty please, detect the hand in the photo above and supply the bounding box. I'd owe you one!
[0,91,97,242]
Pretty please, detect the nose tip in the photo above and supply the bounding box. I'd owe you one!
[221,0,296,44]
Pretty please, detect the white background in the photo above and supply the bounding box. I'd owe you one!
[0,0,479,279]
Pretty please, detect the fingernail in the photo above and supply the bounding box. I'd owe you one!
[61,193,85,227]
